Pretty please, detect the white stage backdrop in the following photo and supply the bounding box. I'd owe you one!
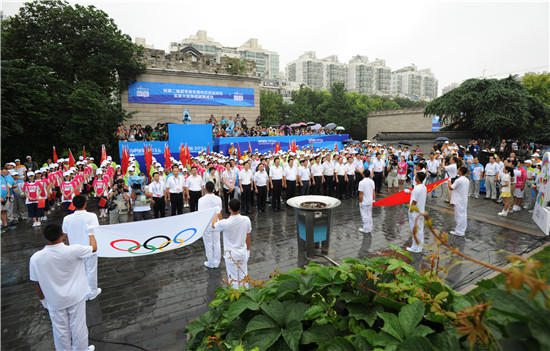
[91,208,217,257]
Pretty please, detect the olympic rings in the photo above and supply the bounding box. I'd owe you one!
[109,227,198,254]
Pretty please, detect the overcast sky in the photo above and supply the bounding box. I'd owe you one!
[3,0,549,90]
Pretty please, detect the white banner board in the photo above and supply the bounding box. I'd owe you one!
[92,208,217,257]
[532,151,550,236]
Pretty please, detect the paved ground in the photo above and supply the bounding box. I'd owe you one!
[2,192,548,350]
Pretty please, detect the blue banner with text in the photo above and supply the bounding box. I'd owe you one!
[127,81,254,107]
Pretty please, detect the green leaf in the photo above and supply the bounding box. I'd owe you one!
[261,300,286,325]
[398,301,425,337]
[319,337,356,351]
[347,304,382,327]
[378,312,405,341]
[397,336,434,351]
[245,314,278,334]
[244,327,282,350]
[529,321,550,349]
[429,330,461,351]
[301,325,337,344]
[284,302,308,326]
[281,320,303,351]
[224,296,260,322]
[412,325,434,338]
[304,305,325,320]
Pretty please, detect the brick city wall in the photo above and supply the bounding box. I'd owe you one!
[121,69,261,126]
[366,108,431,139]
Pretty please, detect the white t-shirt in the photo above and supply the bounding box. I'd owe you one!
[358,177,375,205]
[484,163,498,176]
[322,161,334,176]
[298,166,311,181]
[269,165,284,180]
[372,158,385,172]
[198,193,222,233]
[149,180,165,197]
[311,163,323,177]
[214,214,251,251]
[186,175,204,191]
[29,243,93,311]
[501,173,512,193]
[62,210,100,246]
[283,165,297,181]
[345,163,356,176]
[239,169,253,185]
[451,176,470,206]
[166,175,185,193]
[445,164,458,178]
[410,183,427,212]
[335,162,347,176]
[427,159,439,174]
[253,171,268,186]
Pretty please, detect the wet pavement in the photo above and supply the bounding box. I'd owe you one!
[2,193,548,350]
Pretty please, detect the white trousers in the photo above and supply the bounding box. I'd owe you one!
[359,204,373,232]
[202,229,221,268]
[454,202,468,235]
[48,299,88,351]
[84,254,98,294]
[408,212,424,251]
[224,249,249,289]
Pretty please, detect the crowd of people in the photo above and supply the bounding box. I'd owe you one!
[5,138,546,351]
[116,122,169,141]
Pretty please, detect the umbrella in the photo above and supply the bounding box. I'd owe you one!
[335,126,345,131]
[310,124,322,130]
[297,122,308,127]
[362,139,371,143]
[398,141,413,146]
[325,123,337,130]
[306,121,316,126]
[344,138,355,144]
[289,123,301,128]
[279,125,289,130]
[351,140,362,145]
[434,136,449,142]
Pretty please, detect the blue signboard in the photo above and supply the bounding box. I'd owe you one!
[215,134,349,155]
[432,115,441,132]
[128,81,254,107]
[118,141,168,174]
[168,124,214,155]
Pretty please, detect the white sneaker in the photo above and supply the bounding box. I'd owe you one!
[498,211,507,216]
[88,288,102,301]
[358,227,370,234]
[406,246,422,253]
[450,230,464,236]
[88,345,95,351]
[32,222,39,227]
[42,216,48,221]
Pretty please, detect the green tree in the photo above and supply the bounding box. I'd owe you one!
[424,76,548,141]
[259,90,284,126]
[1,0,144,162]
[522,72,550,106]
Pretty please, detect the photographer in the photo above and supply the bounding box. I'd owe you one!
[385,155,399,192]
[131,182,152,221]
[108,178,130,224]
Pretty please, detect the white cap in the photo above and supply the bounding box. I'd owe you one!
[9,170,18,176]
[107,156,112,161]
[27,171,35,176]
[96,169,103,175]
[63,171,71,177]
[35,169,43,174]
[158,167,164,172]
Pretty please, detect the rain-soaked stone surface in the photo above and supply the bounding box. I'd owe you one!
[2,194,547,350]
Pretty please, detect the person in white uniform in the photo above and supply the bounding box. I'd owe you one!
[30,223,97,351]
[449,166,470,236]
[212,198,251,289]
[406,172,427,253]
[61,195,101,300]
[358,169,375,234]
[198,181,223,269]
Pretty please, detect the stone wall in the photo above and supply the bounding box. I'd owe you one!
[120,69,261,126]
[366,108,431,139]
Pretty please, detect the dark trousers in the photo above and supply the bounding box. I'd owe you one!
[257,186,267,212]
[355,171,362,191]
[324,175,334,196]
[133,210,152,221]
[223,188,235,214]
[189,191,201,212]
[152,197,166,218]
[313,176,323,194]
[286,180,296,201]
[241,184,252,213]
[170,192,184,215]
[300,180,310,195]
[346,175,355,198]
[272,179,282,210]
[374,172,383,193]
[337,175,346,199]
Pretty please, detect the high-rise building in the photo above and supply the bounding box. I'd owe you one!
[347,55,374,94]
[285,52,324,89]
[442,82,459,95]
[169,31,280,80]
[391,65,438,100]
[322,55,347,89]
[370,59,392,95]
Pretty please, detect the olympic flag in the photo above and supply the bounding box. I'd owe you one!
[91,208,218,258]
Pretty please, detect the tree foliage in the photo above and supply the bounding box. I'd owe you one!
[259,83,414,139]
[425,76,549,142]
[1,0,144,161]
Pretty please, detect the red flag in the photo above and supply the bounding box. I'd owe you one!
[291,140,297,153]
[82,146,86,159]
[144,145,153,177]
[164,144,172,170]
[179,144,185,166]
[275,142,280,154]
[334,143,339,152]
[100,145,107,164]
[207,144,210,155]
[237,143,242,160]
[52,146,58,163]
[68,149,75,168]
[121,147,130,174]
[373,178,449,207]
[185,144,191,166]
[248,142,252,154]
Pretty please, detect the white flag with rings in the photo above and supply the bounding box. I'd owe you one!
[91,208,218,257]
